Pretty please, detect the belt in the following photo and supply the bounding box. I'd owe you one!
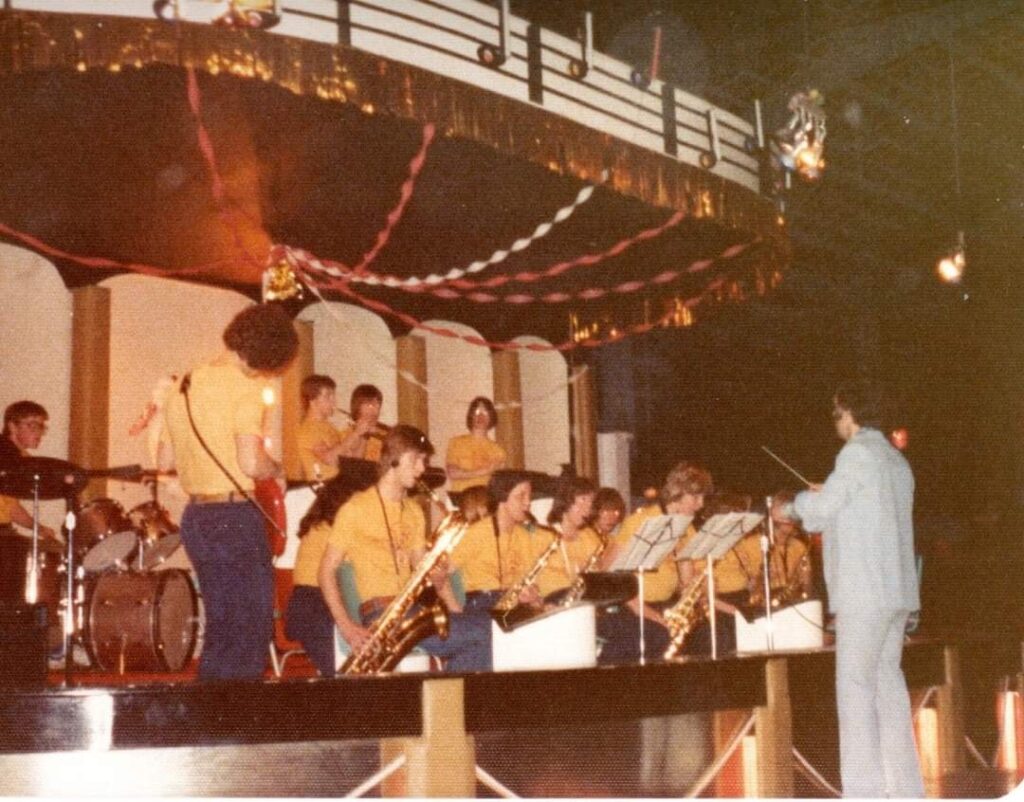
[189,492,249,504]
[359,595,395,620]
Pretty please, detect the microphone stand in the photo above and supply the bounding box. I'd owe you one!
[761,496,776,651]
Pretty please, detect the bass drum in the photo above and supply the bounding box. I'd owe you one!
[85,569,198,672]
[77,498,138,573]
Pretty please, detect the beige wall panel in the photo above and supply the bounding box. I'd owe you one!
[297,302,397,426]
[512,336,571,477]
[419,321,494,470]
[100,274,252,518]
[0,244,73,530]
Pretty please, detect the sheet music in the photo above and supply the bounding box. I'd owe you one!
[678,512,764,561]
[607,514,691,572]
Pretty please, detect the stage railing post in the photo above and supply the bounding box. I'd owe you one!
[380,678,476,798]
[936,644,966,777]
[754,656,794,797]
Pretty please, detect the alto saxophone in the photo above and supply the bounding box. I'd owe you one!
[749,548,811,610]
[559,534,609,608]
[341,507,470,675]
[490,520,560,631]
[663,565,709,659]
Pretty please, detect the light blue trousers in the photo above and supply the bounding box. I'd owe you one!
[835,607,925,798]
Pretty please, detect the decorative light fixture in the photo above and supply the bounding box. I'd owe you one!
[937,44,967,284]
[153,0,280,30]
[772,89,826,181]
[937,230,966,284]
[261,257,303,302]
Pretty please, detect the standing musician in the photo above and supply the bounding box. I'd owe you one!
[159,303,298,681]
[445,396,507,495]
[296,374,343,482]
[318,425,491,672]
[0,401,57,541]
[337,384,385,462]
[449,470,549,616]
[535,475,600,600]
[598,463,713,664]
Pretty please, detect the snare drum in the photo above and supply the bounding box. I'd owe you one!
[85,569,198,672]
[128,502,181,570]
[77,498,138,573]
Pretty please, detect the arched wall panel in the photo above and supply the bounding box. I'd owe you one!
[514,336,570,478]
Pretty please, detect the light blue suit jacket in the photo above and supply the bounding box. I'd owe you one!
[794,428,919,614]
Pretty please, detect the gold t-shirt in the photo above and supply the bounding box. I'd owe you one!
[327,487,426,602]
[339,425,383,464]
[536,526,604,598]
[611,504,683,603]
[161,359,266,495]
[297,417,342,481]
[678,528,763,595]
[0,494,18,525]
[450,516,536,593]
[445,434,507,493]
[767,535,809,590]
[293,521,332,587]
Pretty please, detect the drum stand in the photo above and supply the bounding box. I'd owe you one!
[61,495,79,685]
[759,497,776,651]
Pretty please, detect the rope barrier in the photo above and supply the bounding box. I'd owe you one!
[682,711,756,798]
[793,747,842,797]
[474,765,521,798]
[344,753,407,798]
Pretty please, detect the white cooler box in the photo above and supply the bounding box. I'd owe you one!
[492,603,596,672]
[735,599,824,653]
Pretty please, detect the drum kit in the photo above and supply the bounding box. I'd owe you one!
[0,455,198,678]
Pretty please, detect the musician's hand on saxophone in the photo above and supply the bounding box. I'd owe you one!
[517,583,543,607]
[339,619,373,652]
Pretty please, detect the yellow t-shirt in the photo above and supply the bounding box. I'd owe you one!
[678,528,763,595]
[293,520,332,587]
[339,425,383,463]
[767,535,809,590]
[161,359,266,495]
[327,486,426,602]
[611,504,683,603]
[297,417,342,481]
[0,494,18,525]
[535,526,604,598]
[445,434,507,493]
[450,516,536,593]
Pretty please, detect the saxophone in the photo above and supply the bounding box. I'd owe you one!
[749,548,811,610]
[341,507,470,675]
[663,565,709,659]
[558,534,609,608]
[490,520,560,631]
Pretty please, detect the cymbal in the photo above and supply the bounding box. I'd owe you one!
[0,456,87,500]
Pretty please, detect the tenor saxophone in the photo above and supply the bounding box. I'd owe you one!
[341,507,469,675]
[663,565,709,659]
[558,534,609,608]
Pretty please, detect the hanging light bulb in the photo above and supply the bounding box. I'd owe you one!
[937,230,966,284]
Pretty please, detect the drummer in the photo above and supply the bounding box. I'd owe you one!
[0,401,57,541]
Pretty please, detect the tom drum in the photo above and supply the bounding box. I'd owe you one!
[128,502,181,570]
[77,498,138,573]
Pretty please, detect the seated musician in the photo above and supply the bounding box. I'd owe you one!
[296,374,343,482]
[590,487,626,540]
[598,462,713,664]
[677,493,763,656]
[0,401,57,541]
[765,490,813,600]
[449,470,549,616]
[285,478,354,676]
[445,396,507,495]
[318,425,491,672]
[337,384,384,462]
[535,476,600,601]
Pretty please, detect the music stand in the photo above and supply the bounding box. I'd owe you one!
[677,512,762,659]
[607,514,691,665]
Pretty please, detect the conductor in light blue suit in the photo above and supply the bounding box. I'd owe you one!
[794,379,924,798]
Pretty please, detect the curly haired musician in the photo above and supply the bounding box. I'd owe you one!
[159,303,298,680]
[794,379,924,797]
[318,425,491,672]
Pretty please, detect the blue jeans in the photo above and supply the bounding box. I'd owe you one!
[362,601,493,673]
[596,608,670,665]
[285,585,336,677]
[181,502,273,681]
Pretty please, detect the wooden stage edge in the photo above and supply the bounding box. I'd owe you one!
[0,639,1004,797]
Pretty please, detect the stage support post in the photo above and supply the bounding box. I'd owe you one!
[282,319,314,481]
[380,678,476,797]
[69,286,111,502]
[570,364,598,481]
[492,350,525,470]
[396,335,429,433]
[936,645,966,777]
[754,656,793,797]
